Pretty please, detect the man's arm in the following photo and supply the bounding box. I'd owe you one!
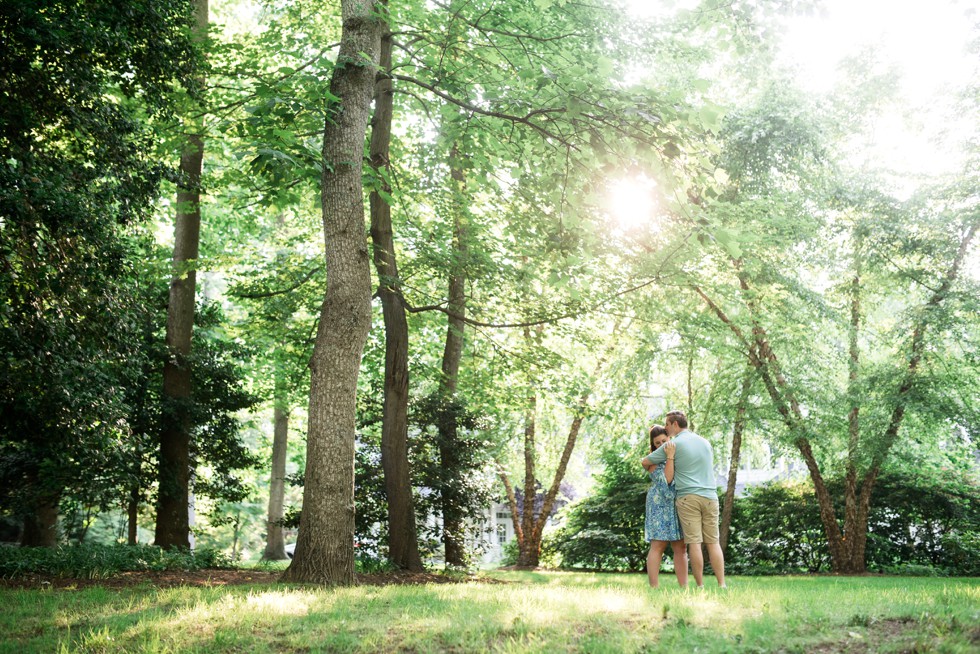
[643,444,668,468]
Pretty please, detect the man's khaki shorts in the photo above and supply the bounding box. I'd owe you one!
[675,494,720,545]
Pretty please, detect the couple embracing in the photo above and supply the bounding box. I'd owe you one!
[640,410,726,589]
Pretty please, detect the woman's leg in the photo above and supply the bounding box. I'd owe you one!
[646,540,668,587]
[670,540,688,588]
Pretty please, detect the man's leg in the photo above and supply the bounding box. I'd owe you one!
[700,497,725,588]
[646,540,668,587]
[706,543,726,587]
[688,542,704,587]
[670,540,688,587]
[675,495,705,587]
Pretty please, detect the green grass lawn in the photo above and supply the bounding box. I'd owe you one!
[1,571,977,653]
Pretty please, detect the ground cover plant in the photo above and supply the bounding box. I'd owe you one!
[1,570,977,653]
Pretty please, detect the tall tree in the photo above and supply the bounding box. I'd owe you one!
[500,320,622,567]
[367,3,424,571]
[720,367,753,552]
[155,0,210,549]
[282,0,384,585]
[262,370,290,560]
[433,139,472,567]
[688,84,980,572]
[0,1,196,546]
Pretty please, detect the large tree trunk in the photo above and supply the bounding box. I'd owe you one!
[438,145,469,567]
[720,369,752,552]
[368,16,424,572]
[155,0,208,550]
[21,493,59,547]
[281,0,382,586]
[262,372,290,560]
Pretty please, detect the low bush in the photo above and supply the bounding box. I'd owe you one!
[551,449,648,571]
[0,543,234,579]
[553,453,980,575]
[878,563,944,577]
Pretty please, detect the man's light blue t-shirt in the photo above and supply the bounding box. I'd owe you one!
[645,430,717,500]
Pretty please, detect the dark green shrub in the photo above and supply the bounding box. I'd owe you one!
[552,449,980,575]
[726,470,980,576]
[499,533,562,568]
[941,530,980,576]
[878,563,944,577]
[552,448,649,571]
[0,544,234,579]
[500,539,519,566]
[726,481,830,574]
[355,552,398,574]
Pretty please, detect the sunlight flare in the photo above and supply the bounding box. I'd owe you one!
[606,175,658,232]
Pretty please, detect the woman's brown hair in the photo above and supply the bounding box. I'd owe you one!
[649,424,667,452]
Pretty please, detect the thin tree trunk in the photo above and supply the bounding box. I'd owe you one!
[695,218,978,573]
[694,286,845,565]
[437,144,469,567]
[516,364,538,567]
[686,351,695,431]
[368,14,423,572]
[848,219,979,571]
[155,0,208,550]
[281,0,382,585]
[720,368,752,552]
[262,372,289,560]
[516,323,619,567]
[498,465,524,545]
[842,235,863,571]
[127,486,139,545]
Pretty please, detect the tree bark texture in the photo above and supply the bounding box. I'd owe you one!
[842,237,865,571]
[281,1,382,585]
[262,373,290,560]
[155,0,208,550]
[498,465,524,545]
[516,376,538,567]
[368,16,424,572]
[437,145,469,567]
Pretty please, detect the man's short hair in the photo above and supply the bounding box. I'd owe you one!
[665,410,688,429]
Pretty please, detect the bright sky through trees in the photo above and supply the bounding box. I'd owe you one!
[605,174,658,232]
[625,0,977,178]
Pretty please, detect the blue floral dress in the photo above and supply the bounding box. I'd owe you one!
[645,465,682,542]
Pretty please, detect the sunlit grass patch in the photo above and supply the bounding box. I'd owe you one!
[1,572,977,653]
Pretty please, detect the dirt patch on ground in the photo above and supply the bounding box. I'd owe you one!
[0,568,507,590]
[805,618,925,653]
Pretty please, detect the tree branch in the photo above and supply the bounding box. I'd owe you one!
[391,73,569,144]
[231,266,322,299]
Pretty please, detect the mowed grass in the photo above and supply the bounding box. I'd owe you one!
[1,571,978,653]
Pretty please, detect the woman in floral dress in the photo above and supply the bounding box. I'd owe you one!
[642,425,688,588]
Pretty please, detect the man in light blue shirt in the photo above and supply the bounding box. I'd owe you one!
[643,410,726,588]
